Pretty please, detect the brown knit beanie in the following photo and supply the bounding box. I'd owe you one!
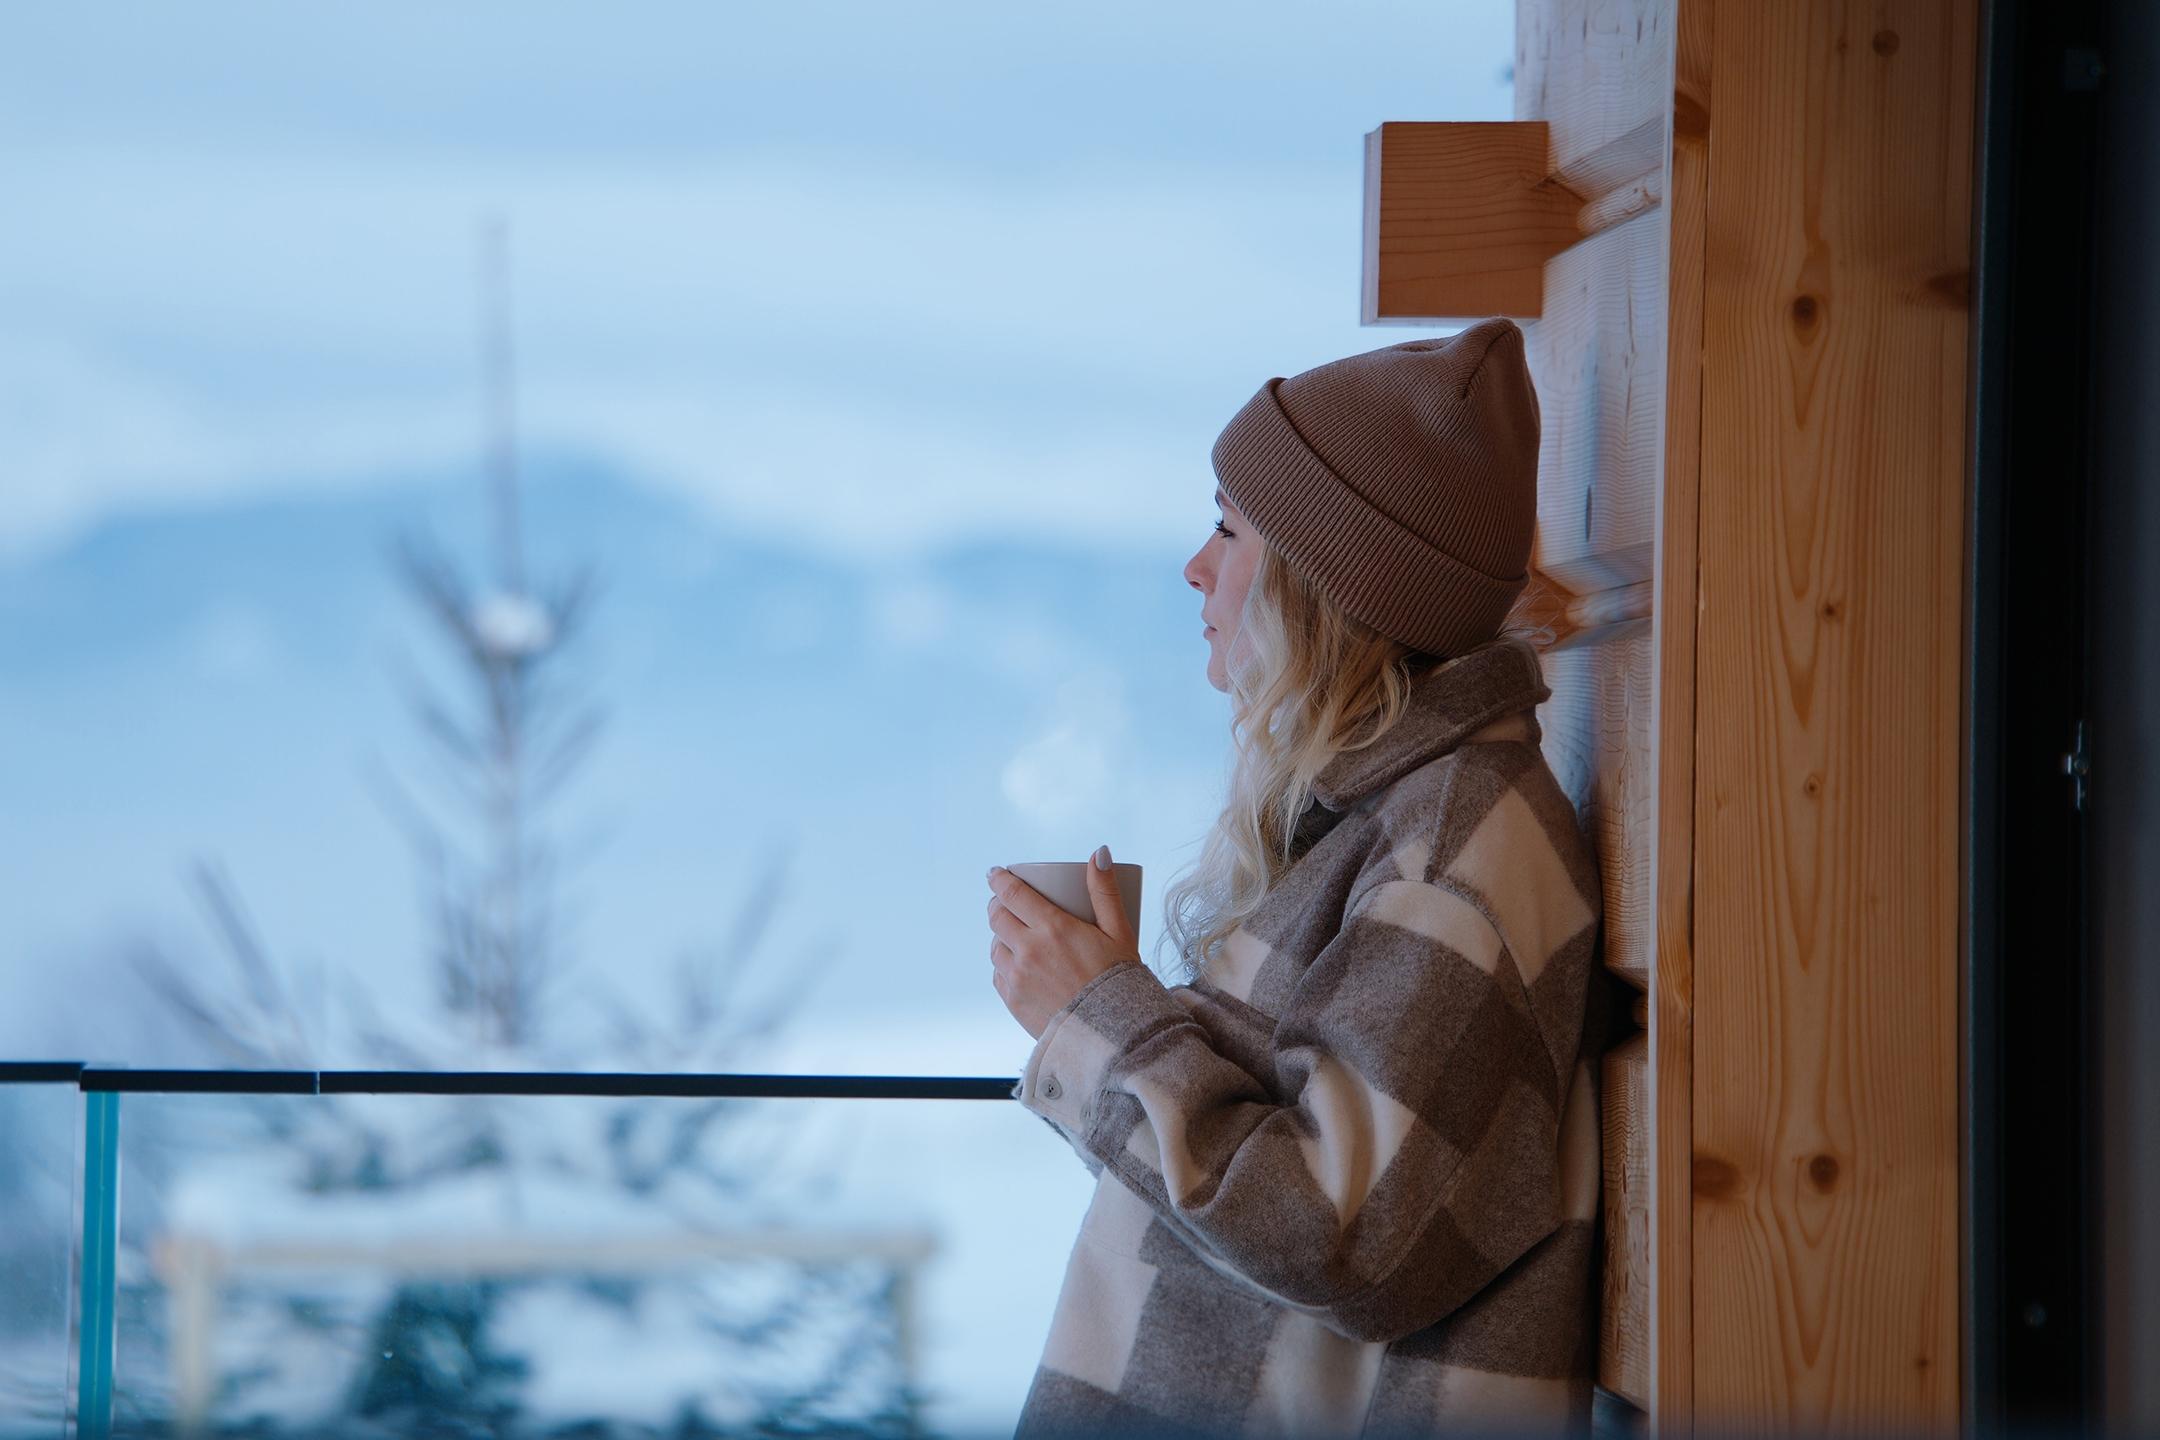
[1209,316,1540,659]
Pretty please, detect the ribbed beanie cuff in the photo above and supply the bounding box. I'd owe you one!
[1208,319,1539,659]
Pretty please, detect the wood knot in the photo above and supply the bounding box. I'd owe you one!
[1693,1153,1741,1199]
[1820,597,1844,621]
[1927,270,1972,307]
[1873,29,1901,56]
[1808,1153,1841,1190]
[1673,91,1710,141]
[1791,293,1822,338]
[1802,774,1823,800]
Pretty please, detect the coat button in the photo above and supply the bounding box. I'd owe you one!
[1041,1076,1063,1101]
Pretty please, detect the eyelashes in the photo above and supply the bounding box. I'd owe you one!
[1212,519,1232,539]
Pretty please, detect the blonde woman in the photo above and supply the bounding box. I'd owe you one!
[985,318,1607,1438]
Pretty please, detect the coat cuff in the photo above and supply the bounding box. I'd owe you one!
[1012,960,1184,1135]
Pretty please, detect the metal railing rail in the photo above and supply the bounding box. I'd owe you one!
[1,1060,1018,1099]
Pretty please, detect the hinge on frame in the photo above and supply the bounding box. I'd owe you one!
[2060,720,2091,812]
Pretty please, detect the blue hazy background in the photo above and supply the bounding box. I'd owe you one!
[0,3,1512,1427]
[2,0,1513,1072]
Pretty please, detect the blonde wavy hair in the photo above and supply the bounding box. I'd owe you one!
[1153,539,1548,985]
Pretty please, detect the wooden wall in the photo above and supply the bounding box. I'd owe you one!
[1515,0,1684,1419]
[1365,0,1976,1429]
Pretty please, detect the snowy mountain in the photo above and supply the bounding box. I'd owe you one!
[0,457,1233,1072]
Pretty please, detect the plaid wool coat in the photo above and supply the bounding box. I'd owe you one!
[1011,635,1605,1439]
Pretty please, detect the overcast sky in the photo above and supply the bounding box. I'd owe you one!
[0,1,1513,562]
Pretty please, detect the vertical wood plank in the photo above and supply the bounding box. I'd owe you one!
[1604,1029,1654,1406]
[1517,0,1675,173]
[1538,622,1657,993]
[1513,0,1682,1419]
[1526,207,1667,596]
[1689,0,1972,1427]
[1655,0,1712,1430]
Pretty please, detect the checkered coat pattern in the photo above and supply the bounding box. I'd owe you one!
[1011,636,1604,1438]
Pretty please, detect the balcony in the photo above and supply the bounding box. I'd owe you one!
[0,1062,1067,1438]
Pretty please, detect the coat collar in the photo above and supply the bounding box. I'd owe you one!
[1307,636,1551,812]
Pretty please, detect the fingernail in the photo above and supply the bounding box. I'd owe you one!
[986,866,1000,882]
[1092,845,1111,871]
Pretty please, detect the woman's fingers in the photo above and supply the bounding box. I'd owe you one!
[987,868,1063,932]
[990,937,1017,1005]
[1083,847,1132,945]
[988,901,1027,948]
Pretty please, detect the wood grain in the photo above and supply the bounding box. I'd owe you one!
[1537,622,1656,993]
[1655,0,1714,1430]
[1526,206,1667,594]
[1362,112,1672,326]
[1517,0,1674,176]
[1515,568,1655,652]
[1512,0,1681,1422]
[1603,1031,1653,1407]
[1688,0,1971,1427]
[1362,121,1579,321]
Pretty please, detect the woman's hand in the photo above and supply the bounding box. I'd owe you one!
[987,844,1141,1039]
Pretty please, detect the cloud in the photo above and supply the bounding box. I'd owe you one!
[0,330,477,563]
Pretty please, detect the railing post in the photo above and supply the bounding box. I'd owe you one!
[75,1089,119,1440]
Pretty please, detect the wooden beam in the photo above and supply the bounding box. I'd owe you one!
[1688,0,1971,1427]
[1362,121,1578,322]
[1604,1026,1653,1406]
[1654,0,1713,1430]
[1501,9,1685,1421]
[1517,0,1676,183]
[1516,569,1656,652]
[1362,119,1673,325]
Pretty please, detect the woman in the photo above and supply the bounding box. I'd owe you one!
[985,317,1605,1438]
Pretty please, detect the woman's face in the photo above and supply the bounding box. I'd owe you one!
[1183,486,1261,694]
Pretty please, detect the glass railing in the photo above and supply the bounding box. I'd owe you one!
[0,1062,1086,1439]
[0,1066,81,1437]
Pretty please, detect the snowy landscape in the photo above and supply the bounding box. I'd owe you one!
[0,466,1216,1432]
[0,2,1510,1430]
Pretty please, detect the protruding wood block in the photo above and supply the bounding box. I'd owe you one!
[1361,121,1580,323]
[1515,567,1654,653]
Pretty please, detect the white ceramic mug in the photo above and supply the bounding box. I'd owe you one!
[1006,861,1144,936]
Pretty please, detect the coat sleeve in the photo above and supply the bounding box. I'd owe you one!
[1013,869,1576,1344]
[1016,1092,1106,1178]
